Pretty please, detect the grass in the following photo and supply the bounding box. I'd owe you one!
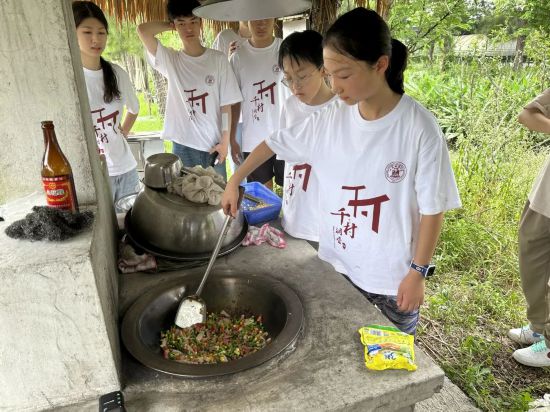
[133,58,550,411]
[132,93,163,133]
[407,58,550,411]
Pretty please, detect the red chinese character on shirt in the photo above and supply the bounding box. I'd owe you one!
[343,221,357,238]
[253,80,276,104]
[250,80,276,122]
[91,108,119,133]
[185,88,209,117]
[292,163,312,192]
[330,208,351,225]
[342,185,390,233]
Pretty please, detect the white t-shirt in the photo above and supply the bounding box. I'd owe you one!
[267,95,462,295]
[212,29,245,57]
[230,38,290,152]
[147,42,243,150]
[280,95,339,241]
[83,64,139,176]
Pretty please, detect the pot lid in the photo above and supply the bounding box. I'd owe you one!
[193,0,312,21]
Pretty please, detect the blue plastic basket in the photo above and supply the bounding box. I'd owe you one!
[241,182,282,225]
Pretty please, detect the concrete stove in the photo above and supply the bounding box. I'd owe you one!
[109,235,444,411]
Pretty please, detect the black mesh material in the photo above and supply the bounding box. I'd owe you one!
[5,206,94,241]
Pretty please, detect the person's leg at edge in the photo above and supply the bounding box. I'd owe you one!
[511,201,550,366]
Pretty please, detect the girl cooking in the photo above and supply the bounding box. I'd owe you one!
[221,8,461,335]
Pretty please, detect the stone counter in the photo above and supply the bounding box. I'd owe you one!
[0,193,120,411]
[115,235,444,411]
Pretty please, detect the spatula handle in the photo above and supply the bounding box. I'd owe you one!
[195,214,233,297]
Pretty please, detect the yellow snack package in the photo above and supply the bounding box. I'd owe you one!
[358,324,417,371]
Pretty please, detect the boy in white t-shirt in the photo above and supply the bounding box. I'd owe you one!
[212,21,251,175]
[212,21,251,57]
[277,30,338,242]
[229,19,290,189]
[223,8,461,336]
[137,0,242,180]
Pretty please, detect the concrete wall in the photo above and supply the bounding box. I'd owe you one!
[0,0,124,409]
[0,0,96,205]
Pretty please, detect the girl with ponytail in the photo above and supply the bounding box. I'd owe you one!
[222,8,461,335]
[73,1,140,210]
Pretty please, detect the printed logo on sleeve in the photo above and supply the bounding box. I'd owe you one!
[385,161,407,183]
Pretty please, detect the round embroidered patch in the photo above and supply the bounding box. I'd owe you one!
[385,161,407,183]
[205,74,215,86]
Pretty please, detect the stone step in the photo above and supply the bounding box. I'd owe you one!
[416,377,480,411]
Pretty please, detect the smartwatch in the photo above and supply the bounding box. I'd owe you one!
[410,262,436,278]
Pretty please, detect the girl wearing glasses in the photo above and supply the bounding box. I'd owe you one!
[278,30,337,244]
[222,8,461,334]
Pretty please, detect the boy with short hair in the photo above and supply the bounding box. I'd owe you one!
[229,19,289,189]
[137,0,242,180]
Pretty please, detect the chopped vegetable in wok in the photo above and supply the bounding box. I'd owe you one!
[160,310,271,364]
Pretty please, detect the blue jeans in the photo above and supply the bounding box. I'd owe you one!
[361,291,420,335]
[110,168,140,212]
[172,142,227,181]
[342,275,420,335]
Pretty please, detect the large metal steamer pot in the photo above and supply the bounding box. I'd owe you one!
[128,187,245,256]
[125,153,246,258]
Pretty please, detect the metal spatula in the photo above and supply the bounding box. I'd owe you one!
[175,213,233,329]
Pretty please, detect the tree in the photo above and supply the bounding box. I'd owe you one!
[388,0,473,56]
[474,0,550,68]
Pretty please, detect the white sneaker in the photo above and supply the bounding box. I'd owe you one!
[512,340,550,367]
[508,325,544,345]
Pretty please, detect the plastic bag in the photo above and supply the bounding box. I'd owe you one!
[358,324,417,371]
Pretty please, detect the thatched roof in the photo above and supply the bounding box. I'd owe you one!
[89,0,392,33]
[88,0,394,23]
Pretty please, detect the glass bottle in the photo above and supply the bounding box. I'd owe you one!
[41,120,79,212]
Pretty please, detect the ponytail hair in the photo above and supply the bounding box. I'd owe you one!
[324,7,408,95]
[99,57,120,103]
[387,39,407,95]
[72,1,120,103]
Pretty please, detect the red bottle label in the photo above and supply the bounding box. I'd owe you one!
[42,176,77,211]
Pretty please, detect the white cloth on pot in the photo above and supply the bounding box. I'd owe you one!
[167,166,225,205]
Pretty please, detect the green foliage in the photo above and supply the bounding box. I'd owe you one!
[389,0,473,54]
[132,95,163,133]
[410,57,550,411]
[103,17,143,61]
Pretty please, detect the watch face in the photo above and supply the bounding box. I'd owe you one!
[426,265,436,277]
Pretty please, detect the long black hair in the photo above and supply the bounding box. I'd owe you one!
[278,30,324,70]
[323,8,408,95]
[72,1,120,103]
